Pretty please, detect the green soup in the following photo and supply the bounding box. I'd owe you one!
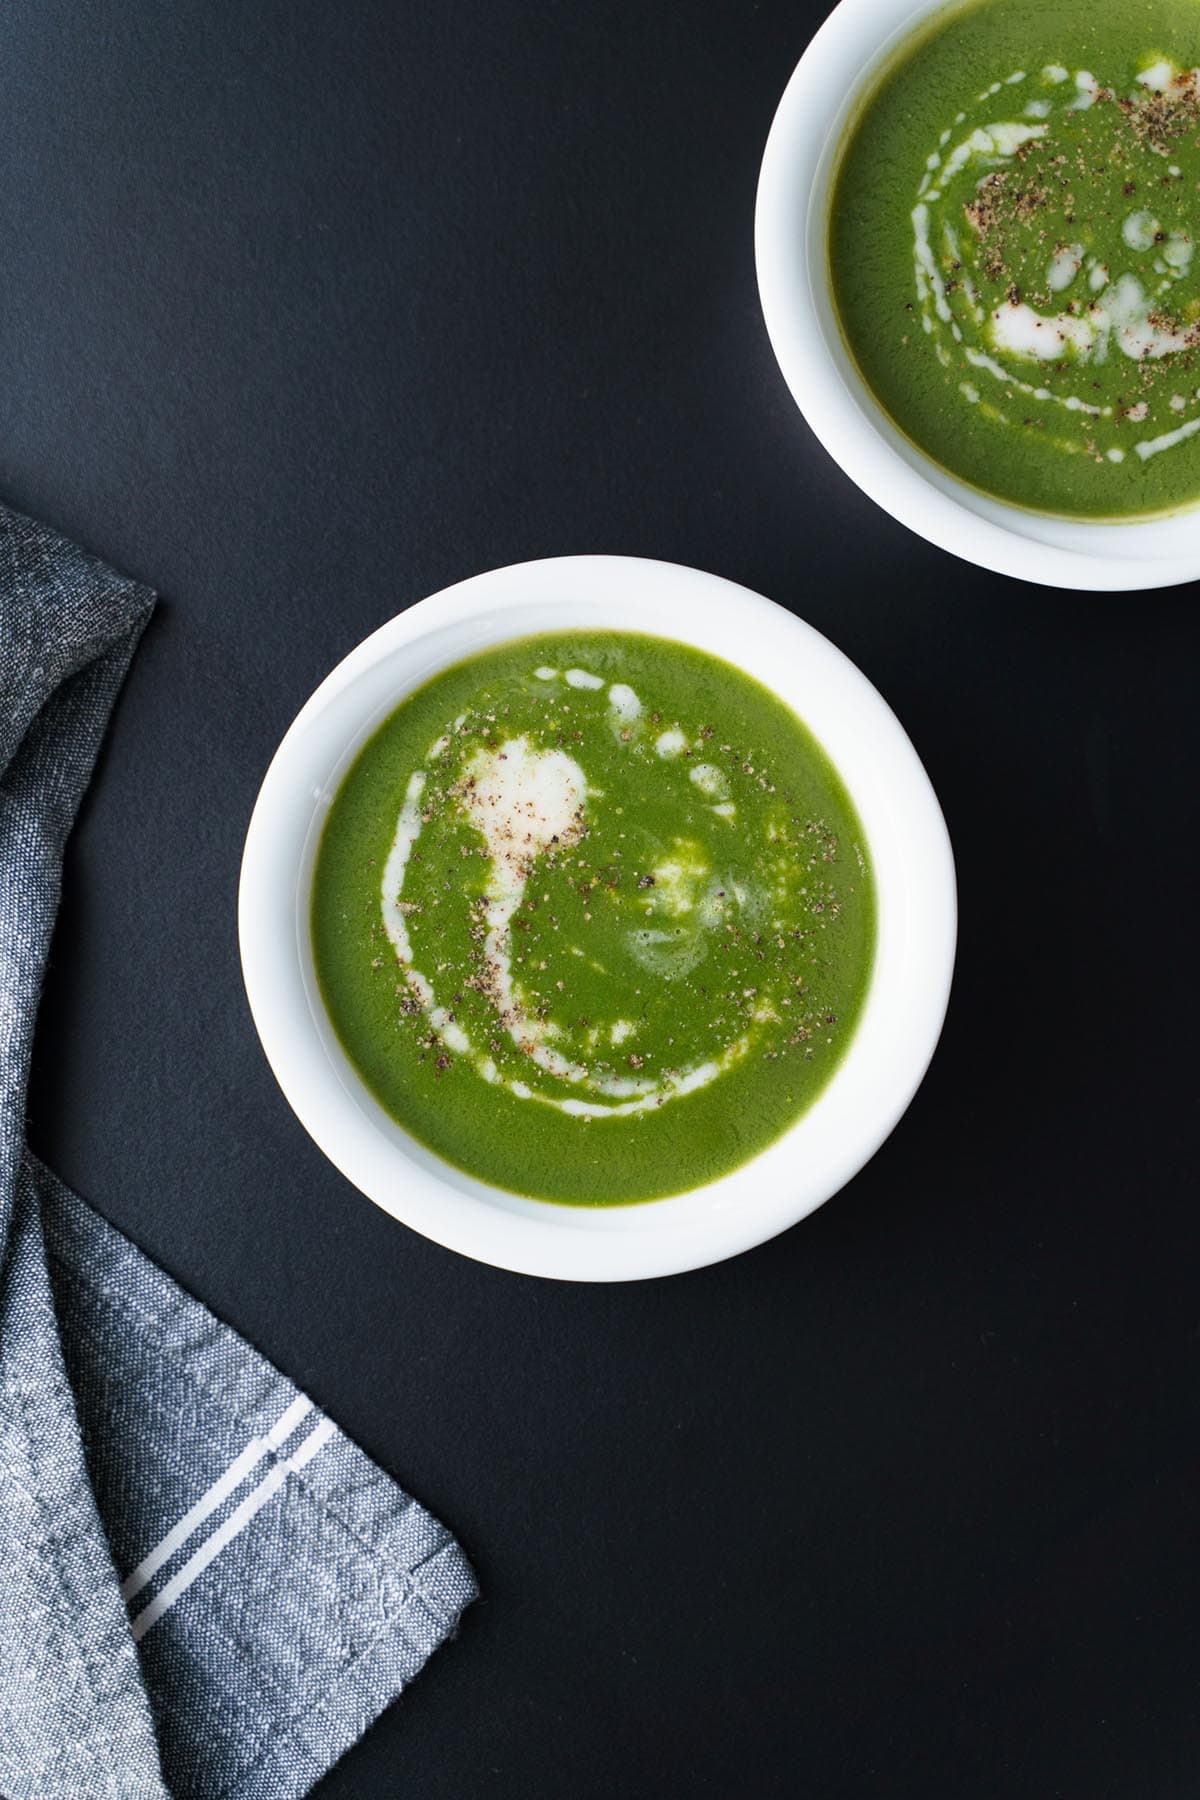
[311,633,876,1206]
[831,0,1200,518]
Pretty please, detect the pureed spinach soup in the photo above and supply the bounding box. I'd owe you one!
[831,0,1200,518]
[311,633,876,1206]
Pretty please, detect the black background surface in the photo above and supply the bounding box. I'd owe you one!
[7,0,1199,1794]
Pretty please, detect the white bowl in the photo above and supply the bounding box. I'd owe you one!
[238,556,955,1282]
[755,0,1200,592]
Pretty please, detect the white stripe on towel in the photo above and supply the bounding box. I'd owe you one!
[130,1416,336,1642]
[120,1394,314,1603]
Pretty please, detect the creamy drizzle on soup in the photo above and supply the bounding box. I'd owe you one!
[910,57,1200,466]
[311,632,876,1205]
[830,0,1200,517]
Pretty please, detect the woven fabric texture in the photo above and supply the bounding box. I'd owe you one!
[0,502,476,1800]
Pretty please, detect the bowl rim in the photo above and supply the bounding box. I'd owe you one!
[755,0,1200,593]
[238,555,957,1282]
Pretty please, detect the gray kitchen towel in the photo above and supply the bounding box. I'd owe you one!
[0,501,477,1799]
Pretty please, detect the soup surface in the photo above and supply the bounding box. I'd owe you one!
[311,632,876,1205]
[831,0,1200,518]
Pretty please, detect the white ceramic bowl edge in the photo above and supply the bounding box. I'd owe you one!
[755,0,1200,592]
[239,556,956,1281]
